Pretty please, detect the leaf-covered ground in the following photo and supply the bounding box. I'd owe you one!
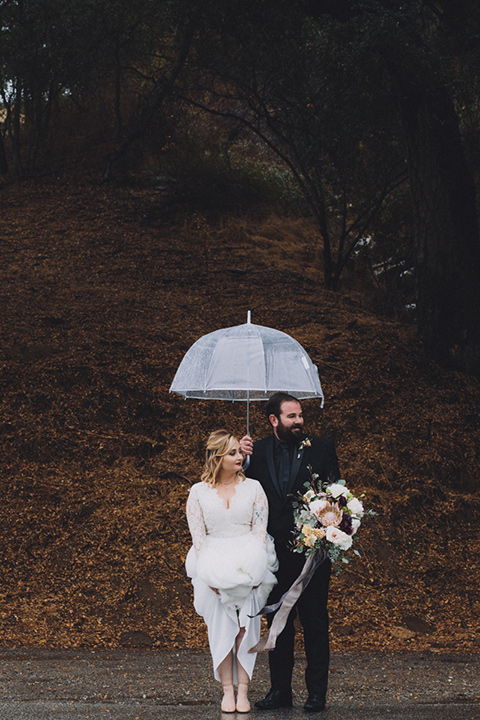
[0,166,479,654]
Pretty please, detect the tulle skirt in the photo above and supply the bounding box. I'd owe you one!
[186,532,278,681]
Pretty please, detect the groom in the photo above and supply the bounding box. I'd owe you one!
[240,392,340,712]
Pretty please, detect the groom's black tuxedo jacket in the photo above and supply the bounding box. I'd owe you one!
[248,435,341,553]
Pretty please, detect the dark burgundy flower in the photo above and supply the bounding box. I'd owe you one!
[340,513,353,535]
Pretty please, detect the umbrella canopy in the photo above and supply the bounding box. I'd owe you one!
[170,312,323,432]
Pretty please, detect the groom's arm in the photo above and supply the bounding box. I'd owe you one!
[311,437,341,483]
[322,438,341,482]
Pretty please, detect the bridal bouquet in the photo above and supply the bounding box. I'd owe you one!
[251,468,365,653]
[292,468,364,566]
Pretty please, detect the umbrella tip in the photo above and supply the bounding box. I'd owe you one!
[247,310,251,324]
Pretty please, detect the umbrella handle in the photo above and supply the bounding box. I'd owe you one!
[246,309,251,435]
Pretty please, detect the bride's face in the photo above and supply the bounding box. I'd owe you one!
[219,441,244,476]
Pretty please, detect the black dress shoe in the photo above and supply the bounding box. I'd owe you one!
[304,694,326,712]
[254,689,293,710]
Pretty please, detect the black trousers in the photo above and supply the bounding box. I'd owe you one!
[266,548,331,698]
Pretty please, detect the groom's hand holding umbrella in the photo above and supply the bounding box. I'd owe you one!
[240,436,253,457]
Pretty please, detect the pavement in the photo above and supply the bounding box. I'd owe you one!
[0,648,479,720]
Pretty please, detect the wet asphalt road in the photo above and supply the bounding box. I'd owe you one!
[0,648,478,720]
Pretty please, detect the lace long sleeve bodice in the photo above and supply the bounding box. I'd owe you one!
[186,489,207,553]
[251,482,268,543]
[186,477,270,549]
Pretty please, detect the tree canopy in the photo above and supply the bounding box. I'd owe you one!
[1,0,480,373]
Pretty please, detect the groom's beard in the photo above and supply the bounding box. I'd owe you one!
[276,421,304,445]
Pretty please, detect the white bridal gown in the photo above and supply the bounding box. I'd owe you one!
[186,477,278,682]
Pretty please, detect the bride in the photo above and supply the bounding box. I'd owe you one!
[185,429,278,713]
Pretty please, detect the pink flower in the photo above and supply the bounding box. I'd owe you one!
[309,499,330,518]
[318,503,343,527]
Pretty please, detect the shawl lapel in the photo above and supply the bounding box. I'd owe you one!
[286,445,304,497]
[266,437,283,498]
[267,438,306,500]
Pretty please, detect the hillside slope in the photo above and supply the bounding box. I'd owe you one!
[0,168,479,653]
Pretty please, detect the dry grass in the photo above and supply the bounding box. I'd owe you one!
[0,165,479,654]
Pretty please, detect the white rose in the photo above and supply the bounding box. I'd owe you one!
[351,517,361,535]
[347,497,364,518]
[326,483,349,499]
[326,526,353,550]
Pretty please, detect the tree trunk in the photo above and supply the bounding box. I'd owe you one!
[392,75,480,373]
[0,130,8,174]
[11,80,23,178]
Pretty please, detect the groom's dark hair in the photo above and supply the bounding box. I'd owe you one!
[266,392,300,424]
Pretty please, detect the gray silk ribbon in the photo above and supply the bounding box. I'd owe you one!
[248,549,327,653]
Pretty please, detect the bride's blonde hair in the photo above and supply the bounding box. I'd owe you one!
[201,429,246,487]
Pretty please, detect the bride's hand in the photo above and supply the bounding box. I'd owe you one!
[240,435,253,456]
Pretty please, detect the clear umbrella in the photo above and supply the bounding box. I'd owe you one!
[169,311,324,434]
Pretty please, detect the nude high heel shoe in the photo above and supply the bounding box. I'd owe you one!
[221,684,236,713]
[236,682,251,713]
